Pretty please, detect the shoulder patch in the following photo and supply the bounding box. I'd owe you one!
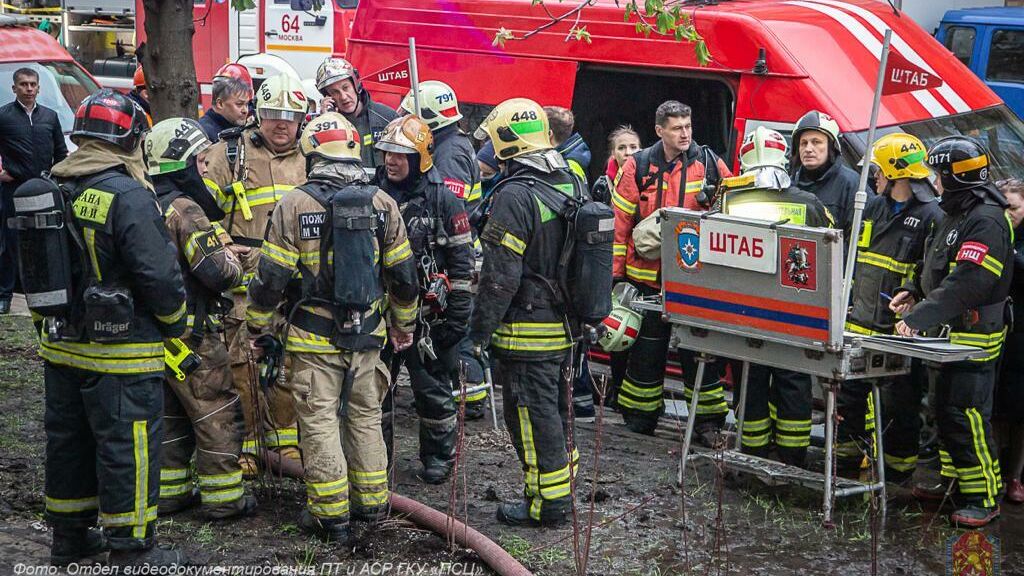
[299,211,327,241]
[194,230,221,258]
[956,241,989,265]
[480,219,509,246]
[451,212,471,235]
[73,188,116,227]
[444,178,467,199]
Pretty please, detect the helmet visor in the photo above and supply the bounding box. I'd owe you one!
[259,109,304,123]
[375,140,416,155]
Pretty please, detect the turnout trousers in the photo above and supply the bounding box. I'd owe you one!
[677,349,730,430]
[224,308,298,455]
[932,361,1002,508]
[835,361,926,481]
[495,352,578,523]
[288,350,391,522]
[390,334,459,471]
[740,366,813,467]
[43,363,162,550]
[618,286,671,434]
[159,333,248,517]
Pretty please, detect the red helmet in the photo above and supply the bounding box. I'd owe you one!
[214,62,254,93]
[133,66,145,89]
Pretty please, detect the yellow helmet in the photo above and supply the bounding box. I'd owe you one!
[375,115,434,173]
[869,132,930,180]
[473,98,551,160]
[255,74,308,123]
[299,112,361,162]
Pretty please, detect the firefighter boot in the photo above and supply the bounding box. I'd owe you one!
[299,510,352,544]
[159,488,201,516]
[239,453,260,479]
[496,498,570,528]
[913,479,959,505]
[109,545,189,566]
[419,416,457,485]
[951,504,1000,528]
[50,527,106,567]
[464,401,486,421]
[206,494,258,521]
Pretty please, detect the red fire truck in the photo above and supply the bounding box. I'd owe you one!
[135,0,357,107]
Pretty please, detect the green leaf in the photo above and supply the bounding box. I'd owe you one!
[656,12,669,34]
[532,0,544,5]
[493,27,515,47]
[571,25,593,44]
[623,2,635,21]
[644,0,657,16]
[696,40,712,66]
[229,0,256,9]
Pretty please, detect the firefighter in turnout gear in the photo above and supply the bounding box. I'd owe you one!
[316,57,398,171]
[39,90,188,565]
[721,127,833,466]
[375,114,475,484]
[469,98,582,527]
[246,112,419,543]
[399,80,488,419]
[836,133,943,482]
[203,74,308,474]
[891,136,1012,528]
[612,101,732,436]
[146,118,256,520]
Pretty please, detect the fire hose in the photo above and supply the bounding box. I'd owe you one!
[259,452,533,576]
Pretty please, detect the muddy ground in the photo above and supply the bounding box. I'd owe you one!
[1,313,1021,575]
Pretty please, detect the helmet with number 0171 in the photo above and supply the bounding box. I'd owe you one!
[473,98,552,160]
[927,136,991,192]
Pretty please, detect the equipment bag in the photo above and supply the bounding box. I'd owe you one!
[501,176,614,325]
[631,210,663,261]
[6,177,77,317]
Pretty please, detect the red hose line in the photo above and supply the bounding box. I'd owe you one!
[390,493,533,576]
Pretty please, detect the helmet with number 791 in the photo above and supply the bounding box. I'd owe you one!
[598,283,642,352]
[473,98,552,160]
[399,80,463,131]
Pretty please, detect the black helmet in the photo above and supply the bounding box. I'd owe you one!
[792,110,842,153]
[72,89,148,152]
[926,136,990,193]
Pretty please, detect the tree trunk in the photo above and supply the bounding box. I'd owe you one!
[141,0,198,122]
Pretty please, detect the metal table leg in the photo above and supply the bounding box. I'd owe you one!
[734,361,750,451]
[871,381,887,516]
[822,379,837,526]
[678,354,708,486]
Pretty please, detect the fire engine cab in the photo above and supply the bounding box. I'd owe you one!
[135,0,357,107]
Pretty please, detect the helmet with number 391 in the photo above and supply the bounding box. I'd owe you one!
[299,112,362,163]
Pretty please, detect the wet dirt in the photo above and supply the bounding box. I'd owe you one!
[1,314,1021,575]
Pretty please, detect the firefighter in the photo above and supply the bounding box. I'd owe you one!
[246,112,419,542]
[41,90,187,565]
[612,100,731,436]
[836,133,943,482]
[129,66,152,125]
[146,118,257,519]
[199,63,255,143]
[398,81,488,419]
[316,57,398,171]
[718,127,832,465]
[203,74,308,475]
[469,98,582,527]
[375,114,475,483]
[891,136,1012,528]
[791,110,860,240]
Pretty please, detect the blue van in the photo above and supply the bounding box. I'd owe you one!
[936,7,1024,118]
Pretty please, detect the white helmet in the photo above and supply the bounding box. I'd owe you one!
[740,126,789,172]
[315,57,359,95]
[399,80,463,131]
[598,283,642,352]
[255,74,308,123]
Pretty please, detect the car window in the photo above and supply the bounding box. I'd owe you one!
[986,29,1024,83]
[943,25,976,67]
[0,61,99,133]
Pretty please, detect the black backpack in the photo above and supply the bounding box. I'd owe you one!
[499,175,614,326]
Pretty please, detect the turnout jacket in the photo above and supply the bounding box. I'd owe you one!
[379,167,475,345]
[41,167,187,374]
[721,185,834,228]
[469,154,579,361]
[346,91,398,170]
[612,141,732,288]
[432,124,481,206]
[157,182,243,337]
[900,185,1013,362]
[847,183,943,335]
[246,162,419,353]
[202,128,306,293]
[793,160,861,239]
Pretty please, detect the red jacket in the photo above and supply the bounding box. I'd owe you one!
[612,142,732,289]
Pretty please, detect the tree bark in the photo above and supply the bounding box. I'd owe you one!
[141,0,199,122]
